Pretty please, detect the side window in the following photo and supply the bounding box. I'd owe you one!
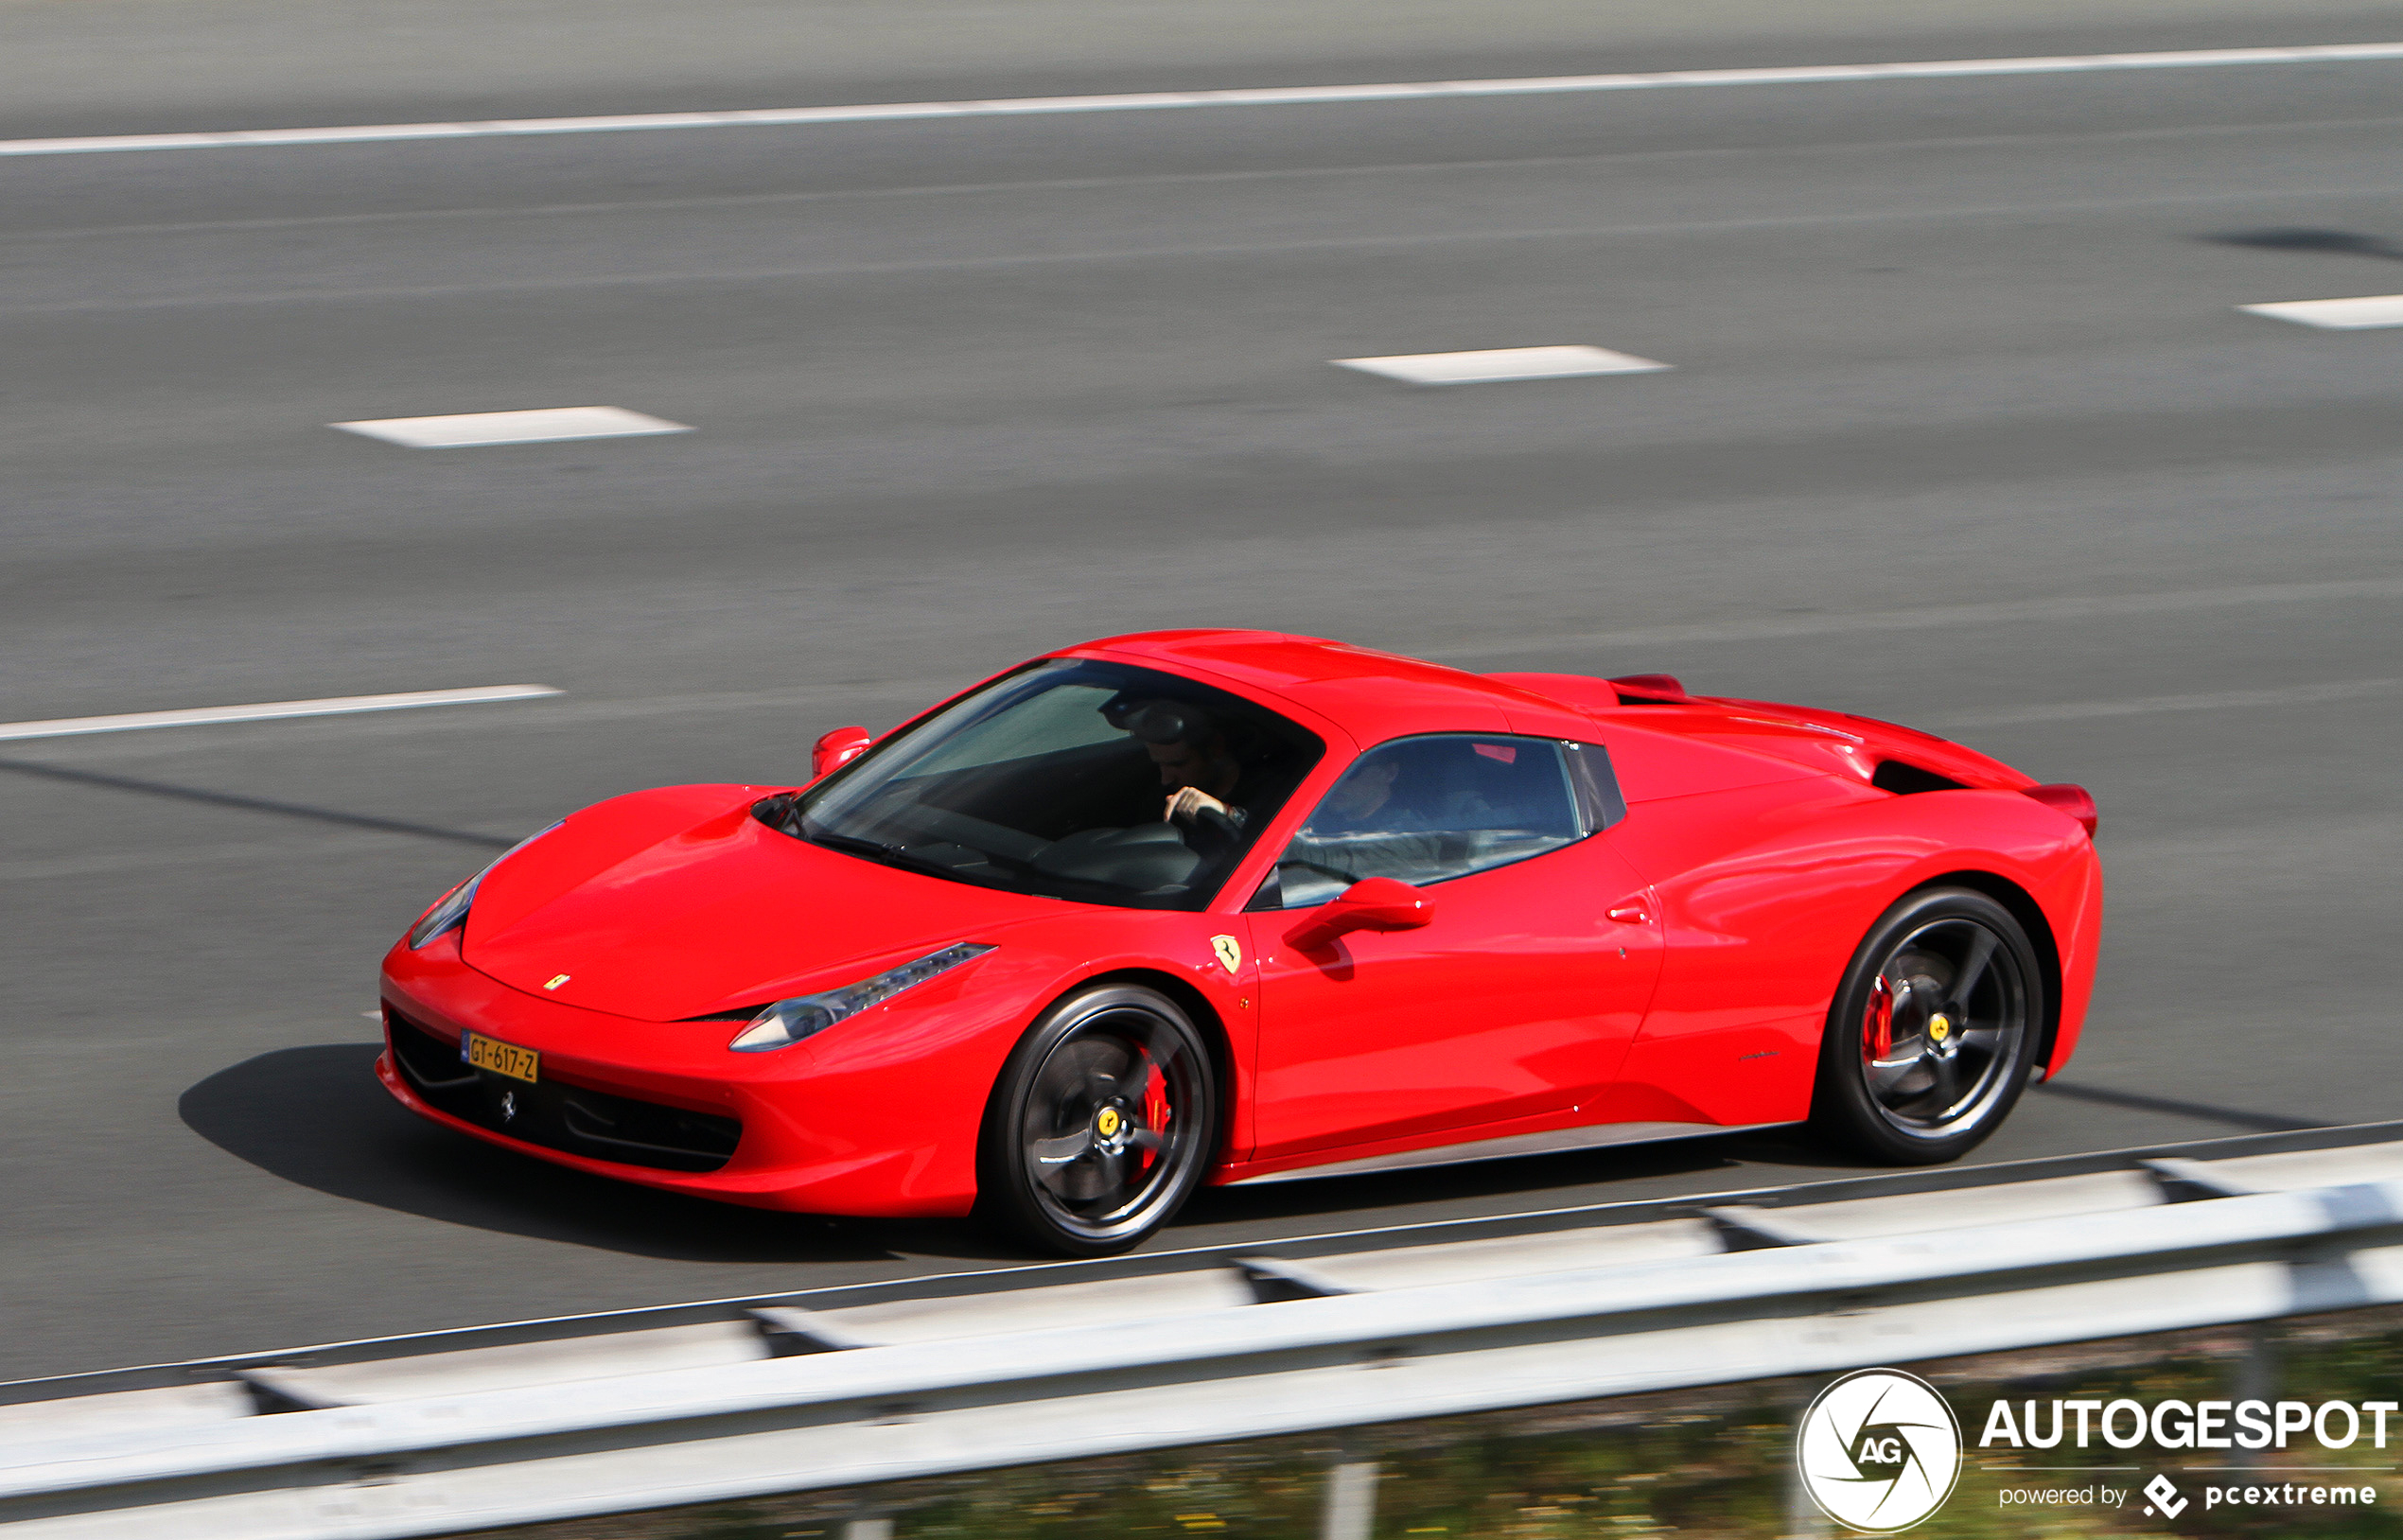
[1272,734,1588,907]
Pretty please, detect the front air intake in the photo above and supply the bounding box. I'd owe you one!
[385,1009,741,1172]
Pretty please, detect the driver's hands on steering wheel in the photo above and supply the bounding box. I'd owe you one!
[1166,786,1229,824]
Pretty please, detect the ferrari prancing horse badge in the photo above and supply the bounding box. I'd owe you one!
[1210,935,1242,974]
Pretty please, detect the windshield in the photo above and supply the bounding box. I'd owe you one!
[769,659,1324,909]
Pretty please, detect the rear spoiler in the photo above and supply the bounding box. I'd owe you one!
[2023,783,2098,835]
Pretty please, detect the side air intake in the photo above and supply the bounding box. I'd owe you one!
[1871,761,1968,796]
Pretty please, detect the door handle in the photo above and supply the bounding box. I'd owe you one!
[1606,903,1650,925]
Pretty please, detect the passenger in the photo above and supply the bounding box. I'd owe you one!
[1279,747,1453,892]
[1304,753,1413,836]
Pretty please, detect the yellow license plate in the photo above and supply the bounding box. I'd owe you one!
[462,1031,539,1084]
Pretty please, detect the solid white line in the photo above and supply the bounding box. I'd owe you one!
[0,686,562,743]
[2239,293,2403,329]
[4,43,2399,158]
[16,114,2403,248]
[331,406,690,447]
[1334,345,1670,385]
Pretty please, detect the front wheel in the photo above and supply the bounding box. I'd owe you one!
[1811,886,2043,1164]
[977,984,1219,1256]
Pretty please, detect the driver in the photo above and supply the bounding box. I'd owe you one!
[1124,703,1254,852]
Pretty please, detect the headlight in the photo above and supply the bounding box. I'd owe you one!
[728,943,994,1052]
[405,821,564,950]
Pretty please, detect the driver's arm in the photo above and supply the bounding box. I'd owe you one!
[1166,786,1229,823]
[1166,787,1247,853]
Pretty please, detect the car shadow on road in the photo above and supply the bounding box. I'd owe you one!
[178,1042,1019,1265]
[2201,227,2403,263]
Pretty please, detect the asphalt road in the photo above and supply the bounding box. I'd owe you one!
[3,2,2400,1383]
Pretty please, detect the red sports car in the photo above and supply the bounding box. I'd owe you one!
[379,631,2101,1255]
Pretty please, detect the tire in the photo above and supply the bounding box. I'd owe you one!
[1811,886,2043,1164]
[977,983,1219,1257]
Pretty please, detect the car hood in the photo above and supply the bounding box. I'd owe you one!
[462,784,1056,1022]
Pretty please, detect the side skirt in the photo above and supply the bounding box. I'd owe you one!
[1221,1119,1795,1186]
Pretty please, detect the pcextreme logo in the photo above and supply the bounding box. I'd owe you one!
[1797,1370,1964,1532]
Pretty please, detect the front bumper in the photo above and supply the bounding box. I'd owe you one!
[377,936,1001,1217]
[383,1006,741,1173]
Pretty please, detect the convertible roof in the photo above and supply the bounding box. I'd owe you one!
[1072,629,1538,740]
[1078,629,1482,691]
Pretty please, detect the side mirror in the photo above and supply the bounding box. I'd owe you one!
[1287,877,1433,951]
[811,726,874,781]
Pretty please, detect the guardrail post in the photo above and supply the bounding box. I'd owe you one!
[2235,1321,2280,1406]
[1321,1460,1379,1540]
[842,1518,893,1540]
[1783,1388,1831,1540]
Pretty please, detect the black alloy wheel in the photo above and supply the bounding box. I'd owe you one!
[978,983,1219,1256]
[1811,886,2043,1164]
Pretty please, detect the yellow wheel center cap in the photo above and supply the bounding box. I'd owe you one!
[1096,1108,1122,1139]
[1929,1014,1952,1042]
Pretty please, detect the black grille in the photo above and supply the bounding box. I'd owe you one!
[385,1009,742,1173]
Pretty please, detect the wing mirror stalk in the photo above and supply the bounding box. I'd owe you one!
[1287,878,1434,951]
[812,726,875,781]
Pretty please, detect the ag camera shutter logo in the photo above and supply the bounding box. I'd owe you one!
[1798,1370,1964,1531]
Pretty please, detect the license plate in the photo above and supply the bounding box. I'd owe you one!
[461,1031,539,1084]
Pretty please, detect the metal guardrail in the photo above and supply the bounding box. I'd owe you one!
[8,1122,2403,1539]
[10,1117,2393,1409]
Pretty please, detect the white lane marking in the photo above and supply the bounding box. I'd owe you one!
[1430,577,2403,658]
[18,115,2403,248]
[4,43,2399,158]
[0,833,426,883]
[2238,293,2403,329]
[0,686,561,743]
[1334,345,1669,385]
[330,406,690,447]
[1934,678,2400,729]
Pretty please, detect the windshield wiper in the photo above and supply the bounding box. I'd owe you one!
[805,828,924,869]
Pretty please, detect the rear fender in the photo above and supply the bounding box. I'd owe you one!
[1604,779,2095,1125]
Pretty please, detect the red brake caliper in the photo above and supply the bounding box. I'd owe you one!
[1140,1050,1171,1171]
[1864,975,1894,1064]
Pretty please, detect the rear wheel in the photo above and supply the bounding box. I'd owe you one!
[978,984,1219,1257]
[1811,886,2043,1164]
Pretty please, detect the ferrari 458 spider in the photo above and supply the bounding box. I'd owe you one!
[379,631,2100,1254]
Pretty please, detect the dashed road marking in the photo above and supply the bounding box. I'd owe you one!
[2238,293,2403,329]
[1333,345,1670,386]
[3,43,2398,157]
[0,686,562,742]
[330,406,691,447]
